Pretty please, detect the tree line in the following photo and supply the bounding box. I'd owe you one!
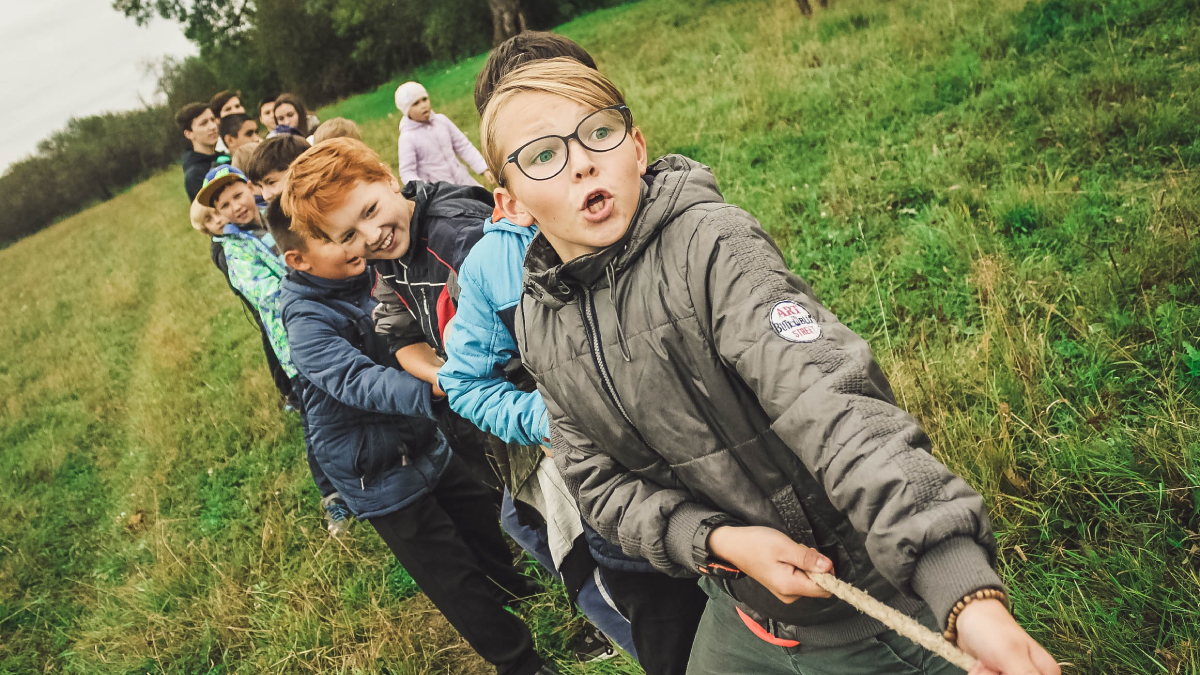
[0,0,627,246]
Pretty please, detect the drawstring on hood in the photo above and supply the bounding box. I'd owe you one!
[606,262,632,361]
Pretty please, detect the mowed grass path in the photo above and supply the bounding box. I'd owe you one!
[2,0,1199,672]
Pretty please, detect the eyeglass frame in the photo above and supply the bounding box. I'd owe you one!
[498,105,633,185]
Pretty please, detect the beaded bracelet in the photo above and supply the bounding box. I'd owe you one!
[943,588,1010,644]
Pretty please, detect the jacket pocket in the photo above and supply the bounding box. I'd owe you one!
[354,425,408,486]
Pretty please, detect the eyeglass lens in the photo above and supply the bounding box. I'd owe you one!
[515,107,629,181]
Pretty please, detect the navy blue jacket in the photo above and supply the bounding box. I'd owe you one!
[279,269,450,519]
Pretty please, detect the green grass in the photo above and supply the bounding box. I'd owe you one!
[3,0,1199,672]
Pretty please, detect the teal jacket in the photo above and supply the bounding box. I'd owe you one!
[214,224,295,378]
[439,218,549,447]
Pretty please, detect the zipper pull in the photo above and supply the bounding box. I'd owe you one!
[360,477,365,490]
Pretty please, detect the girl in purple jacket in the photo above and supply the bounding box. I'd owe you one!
[395,81,496,187]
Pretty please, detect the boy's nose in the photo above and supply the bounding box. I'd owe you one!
[567,139,598,180]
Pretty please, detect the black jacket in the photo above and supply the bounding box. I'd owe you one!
[372,181,492,356]
[183,149,220,201]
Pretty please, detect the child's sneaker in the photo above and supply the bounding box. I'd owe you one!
[321,493,352,537]
[571,624,618,663]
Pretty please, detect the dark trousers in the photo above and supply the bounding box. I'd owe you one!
[370,455,542,675]
[600,567,709,675]
[436,407,503,507]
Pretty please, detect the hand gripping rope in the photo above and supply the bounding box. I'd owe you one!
[808,573,978,671]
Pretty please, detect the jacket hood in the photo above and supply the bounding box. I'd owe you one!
[280,269,374,305]
[484,217,538,238]
[523,155,723,307]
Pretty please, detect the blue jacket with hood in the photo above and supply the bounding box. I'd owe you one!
[439,219,653,572]
[280,268,450,519]
[439,218,550,447]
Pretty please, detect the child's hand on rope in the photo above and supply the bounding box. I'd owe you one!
[708,526,833,602]
[956,599,1060,675]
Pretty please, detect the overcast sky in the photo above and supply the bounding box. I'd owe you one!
[0,0,195,173]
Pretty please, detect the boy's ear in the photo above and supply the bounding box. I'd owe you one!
[381,162,401,193]
[632,127,649,177]
[493,187,536,228]
[284,249,310,271]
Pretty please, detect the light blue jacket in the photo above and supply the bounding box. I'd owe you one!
[439,218,550,447]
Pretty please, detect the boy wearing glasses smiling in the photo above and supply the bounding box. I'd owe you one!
[482,58,1060,675]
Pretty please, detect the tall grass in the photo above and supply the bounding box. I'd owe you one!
[2,0,1198,672]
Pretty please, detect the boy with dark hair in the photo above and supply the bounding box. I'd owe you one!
[176,102,223,201]
[473,31,598,115]
[258,96,278,130]
[482,58,1060,675]
[245,134,311,204]
[219,113,261,154]
[270,196,556,675]
[197,166,349,536]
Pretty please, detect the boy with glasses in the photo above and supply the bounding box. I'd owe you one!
[480,57,1060,675]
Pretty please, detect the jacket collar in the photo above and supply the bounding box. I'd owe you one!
[283,269,375,303]
[523,155,722,308]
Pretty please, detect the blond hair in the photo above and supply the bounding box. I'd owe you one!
[230,143,258,172]
[189,198,217,233]
[480,57,628,183]
[312,117,363,144]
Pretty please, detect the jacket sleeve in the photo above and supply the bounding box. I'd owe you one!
[686,206,1003,626]
[223,243,295,378]
[439,259,550,446]
[284,299,434,418]
[547,387,720,577]
[372,273,427,354]
[445,116,489,176]
[398,133,418,184]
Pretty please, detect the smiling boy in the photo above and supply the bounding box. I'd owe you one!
[480,58,1060,675]
[283,138,504,498]
[276,154,557,675]
[197,167,349,534]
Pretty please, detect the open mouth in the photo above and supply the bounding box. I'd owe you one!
[581,189,613,223]
[374,227,396,253]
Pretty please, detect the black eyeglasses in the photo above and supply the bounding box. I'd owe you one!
[500,105,632,185]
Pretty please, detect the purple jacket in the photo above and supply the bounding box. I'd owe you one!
[397,113,488,186]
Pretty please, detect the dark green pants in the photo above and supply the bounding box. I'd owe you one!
[685,580,965,675]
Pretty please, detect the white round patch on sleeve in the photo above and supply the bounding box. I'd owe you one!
[770,301,821,343]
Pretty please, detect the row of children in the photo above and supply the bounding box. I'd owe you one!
[181,30,1059,675]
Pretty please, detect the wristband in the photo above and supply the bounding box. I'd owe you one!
[692,514,745,579]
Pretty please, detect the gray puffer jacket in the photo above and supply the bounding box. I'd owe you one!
[517,155,1004,647]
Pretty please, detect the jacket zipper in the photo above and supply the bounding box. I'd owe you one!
[399,262,439,352]
[579,287,656,451]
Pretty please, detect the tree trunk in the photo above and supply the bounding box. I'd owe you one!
[488,0,528,46]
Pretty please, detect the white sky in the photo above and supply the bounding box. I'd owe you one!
[0,0,196,173]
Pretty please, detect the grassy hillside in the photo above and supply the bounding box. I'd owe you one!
[2,0,1199,672]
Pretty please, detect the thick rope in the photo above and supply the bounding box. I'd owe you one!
[809,572,978,671]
